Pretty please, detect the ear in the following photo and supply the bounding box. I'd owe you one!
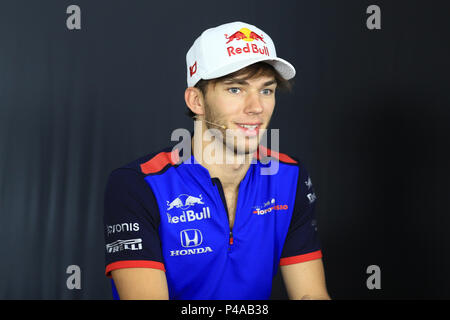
[184,87,205,117]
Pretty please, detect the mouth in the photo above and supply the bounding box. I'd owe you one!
[234,122,262,137]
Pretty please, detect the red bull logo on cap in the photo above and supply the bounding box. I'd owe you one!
[225,27,266,44]
[224,27,269,57]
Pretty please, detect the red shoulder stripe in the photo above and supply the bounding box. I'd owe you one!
[140,149,180,175]
[254,145,298,164]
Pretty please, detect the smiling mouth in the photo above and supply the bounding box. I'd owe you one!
[237,124,259,129]
[234,123,262,136]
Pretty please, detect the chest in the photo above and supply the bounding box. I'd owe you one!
[223,189,238,229]
[147,162,300,240]
[142,160,301,299]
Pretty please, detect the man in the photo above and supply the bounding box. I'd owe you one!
[103,21,330,300]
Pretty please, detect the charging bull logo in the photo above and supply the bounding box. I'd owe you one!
[167,194,205,211]
[224,27,266,44]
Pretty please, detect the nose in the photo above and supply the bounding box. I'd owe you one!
[244,91,263,114]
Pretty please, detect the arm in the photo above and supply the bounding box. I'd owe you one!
[103,168,167,299]
[281,258,330,300]
[111,268,169,300]
[280,164,330,300]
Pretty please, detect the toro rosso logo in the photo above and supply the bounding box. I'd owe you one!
[252,197,289,216]
[224,27,269,57]
[167,194,204,211]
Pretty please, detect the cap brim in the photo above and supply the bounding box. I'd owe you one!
[202,56,296,82]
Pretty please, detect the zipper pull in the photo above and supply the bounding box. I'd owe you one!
[229,230,234,245]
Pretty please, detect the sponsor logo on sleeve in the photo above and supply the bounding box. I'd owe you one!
[305,176,313,189]
[106,222,139,236]
[106,238,142,253]
[307,192,317,204]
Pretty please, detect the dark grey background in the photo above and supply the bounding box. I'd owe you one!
[1,0,449,299]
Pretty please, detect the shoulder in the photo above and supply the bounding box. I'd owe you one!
[255,145,312,176]
[255,145,299,165]
[255,146,315,195]
[105,146,181,196]
[110,146,180,178]
[104,149,180,221]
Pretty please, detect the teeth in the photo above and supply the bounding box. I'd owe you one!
[240,124,258,129]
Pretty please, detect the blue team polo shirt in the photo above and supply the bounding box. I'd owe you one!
[103,146,322,300]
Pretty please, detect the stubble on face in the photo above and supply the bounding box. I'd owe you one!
[203,98,266,157]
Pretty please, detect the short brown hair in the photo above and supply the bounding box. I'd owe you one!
[185,62,293,119]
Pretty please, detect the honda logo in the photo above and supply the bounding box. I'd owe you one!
[180,229,203,248]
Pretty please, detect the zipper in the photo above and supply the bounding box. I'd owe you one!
[212,177,234,248]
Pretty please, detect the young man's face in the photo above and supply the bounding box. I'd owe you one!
[202,74,277,155]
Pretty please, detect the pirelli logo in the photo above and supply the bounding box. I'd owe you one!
[106,238,142,253]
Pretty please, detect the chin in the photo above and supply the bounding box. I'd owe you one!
[227,138,261,156]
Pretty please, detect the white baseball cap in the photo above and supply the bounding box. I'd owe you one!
[186,21,296,87]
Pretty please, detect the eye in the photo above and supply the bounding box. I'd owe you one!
[261,88,274,95]
[227,87,241,94]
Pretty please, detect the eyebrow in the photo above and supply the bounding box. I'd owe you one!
[222,79,277,87]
